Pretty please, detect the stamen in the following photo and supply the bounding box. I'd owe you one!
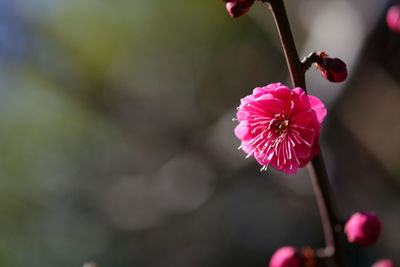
[291,146,301,165]
[247,103,268,114]
[260,165,268,172]
[291,132,312,147]
[290,124,314,131]
[250,121,269,127]
[251,114,272,120]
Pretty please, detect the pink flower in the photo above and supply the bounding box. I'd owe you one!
[222,0,254,18]
[234,83,326,174]
[372,259,395,267]
[386,5,400,33]
[269,246,304,267]
[344,212,382,246]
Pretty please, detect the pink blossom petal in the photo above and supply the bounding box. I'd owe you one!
[271,86,292,102]
[253,86,269,97]
[290,128,315,159]
[308,132,321,160]
[240,140,253,154]
[234,121,252,141]
[254,93,276,102]
[240,94,255,105]
[308,95,327,123]
[236,109,250,121]
[292,87,306,97]
[267,82,285,90]
[254,97,284,116]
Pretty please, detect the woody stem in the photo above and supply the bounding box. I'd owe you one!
[265,0,346,266]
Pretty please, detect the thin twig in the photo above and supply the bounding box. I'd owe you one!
[267,0,305,89]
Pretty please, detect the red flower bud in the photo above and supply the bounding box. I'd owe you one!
[344,212,382,246]
[386,6,400,33]
[372,259,395,267]
[225,0,254,18]
[269,246,304,267]
[315,52,347,82]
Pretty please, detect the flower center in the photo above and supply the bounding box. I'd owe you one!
[274,119,289,135]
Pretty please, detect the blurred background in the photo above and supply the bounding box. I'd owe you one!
[0,0,399,266]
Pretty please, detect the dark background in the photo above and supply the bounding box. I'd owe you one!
[0,0,399,266]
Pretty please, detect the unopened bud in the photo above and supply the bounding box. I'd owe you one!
[225,0,254,18]
[301,247,319,267]
[372,259,395,267]
[386,6,400,33]
[269,246,304,267]
[316,52,347,83]
[344,212,382,246]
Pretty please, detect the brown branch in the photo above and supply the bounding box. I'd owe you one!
[265,0,346,266]
[266,0,305,89]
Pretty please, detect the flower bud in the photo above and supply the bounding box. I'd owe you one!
[301,247,319,267]
[344,212,382,246]
[372,259,395,267]
[269,246,304,267]
[386,6,400,33]
[225,0,254,18]
[315,52,347,82]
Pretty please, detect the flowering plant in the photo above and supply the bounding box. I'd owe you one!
[235,83,326,174]
[219,0,394,266]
